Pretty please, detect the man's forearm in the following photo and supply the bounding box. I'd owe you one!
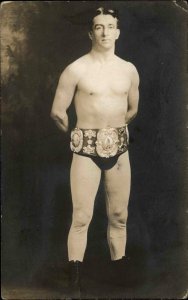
[55,118,69,132]
[125,109,137,125]
[51,111,69,132]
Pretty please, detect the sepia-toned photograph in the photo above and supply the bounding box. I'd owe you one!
[1,1,188,299]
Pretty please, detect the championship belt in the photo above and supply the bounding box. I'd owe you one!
[70,126,128,157]
[70,128,83,153]
[96,128,119,158]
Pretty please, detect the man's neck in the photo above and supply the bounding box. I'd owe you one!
[90,48,116,63]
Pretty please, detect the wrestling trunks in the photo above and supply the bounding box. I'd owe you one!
[70,126,129,159]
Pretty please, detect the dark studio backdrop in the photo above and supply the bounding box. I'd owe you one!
[1,1,188,298]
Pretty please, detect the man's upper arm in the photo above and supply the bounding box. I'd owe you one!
[128,64,140,113]
[51,65,78,117]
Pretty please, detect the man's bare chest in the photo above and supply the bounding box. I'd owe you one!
[77,65,131,95]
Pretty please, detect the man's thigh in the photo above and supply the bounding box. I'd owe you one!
[104,151,131,210]
[70,154,101,211]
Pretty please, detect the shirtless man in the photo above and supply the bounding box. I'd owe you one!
[51,7,139,295]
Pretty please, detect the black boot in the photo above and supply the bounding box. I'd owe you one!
[110,256,140,287]
[68,260,82,298]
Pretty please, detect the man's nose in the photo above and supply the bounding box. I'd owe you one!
[102,27,109,36]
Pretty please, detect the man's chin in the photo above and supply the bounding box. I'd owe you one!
[101,40,111,45]
[100,43,113,49]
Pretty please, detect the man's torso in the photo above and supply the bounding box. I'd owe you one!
[71,54,133,129]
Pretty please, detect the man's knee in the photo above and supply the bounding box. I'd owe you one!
[72,210,92,230]
[108,209,128,227]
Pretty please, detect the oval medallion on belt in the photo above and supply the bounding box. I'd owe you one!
[70,128,83,153]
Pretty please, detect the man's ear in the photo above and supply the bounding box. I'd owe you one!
[115,29,120,40]
[88,31,93,40]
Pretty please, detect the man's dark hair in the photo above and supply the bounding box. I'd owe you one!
[88,7,120,30]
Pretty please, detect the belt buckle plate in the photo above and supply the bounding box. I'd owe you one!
[96,127,119,158]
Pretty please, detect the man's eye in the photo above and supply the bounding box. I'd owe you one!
[95,26,102,30]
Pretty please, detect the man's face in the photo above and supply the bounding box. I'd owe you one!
[89,14,120,49]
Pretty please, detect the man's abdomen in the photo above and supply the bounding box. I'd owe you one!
[74,94,128,129]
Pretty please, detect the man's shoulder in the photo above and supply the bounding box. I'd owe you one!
[116,57,139,84]
[66,55,88,72]
[116,56,138,73]
[61,55,88,79]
